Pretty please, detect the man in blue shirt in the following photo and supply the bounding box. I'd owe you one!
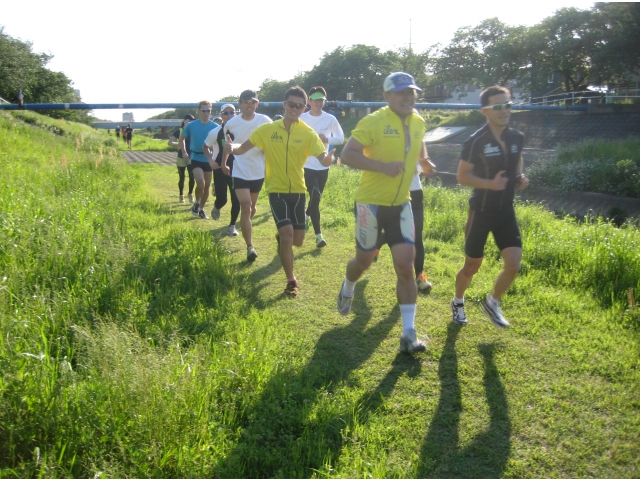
[178,100,220,219]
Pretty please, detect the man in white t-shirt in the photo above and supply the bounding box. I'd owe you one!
[300,86,344,248]
[222,90,272,262]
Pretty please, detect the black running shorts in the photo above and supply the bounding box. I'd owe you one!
[232,177,264,193]
[464,207,522,258]
[269,193,306,230]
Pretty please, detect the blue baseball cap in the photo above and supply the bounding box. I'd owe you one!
[383,72,422,92]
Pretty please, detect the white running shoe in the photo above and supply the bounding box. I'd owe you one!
[191,202,200,217]
[227,225,239,236]
[316,233,327,248]
[211,206,221,220]
[337,281,353,315]
[400,328,427,353]
[480,296,510,328]
[450,300,468,325]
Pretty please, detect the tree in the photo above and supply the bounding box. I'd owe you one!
[432,18,532,99]
[0,27,93,124]
[589,2,640,86]
[530,8,596,94]
[302,45,396,101]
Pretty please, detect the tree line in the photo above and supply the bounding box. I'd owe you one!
[256,3,640,103]
[0,26,92,124]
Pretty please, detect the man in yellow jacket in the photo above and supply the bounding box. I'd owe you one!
[337,72,435,354]
[224,86,333,297]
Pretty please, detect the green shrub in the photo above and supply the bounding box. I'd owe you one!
[527,136,640,198]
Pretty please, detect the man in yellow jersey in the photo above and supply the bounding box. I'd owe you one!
[337,72,435,354]
[224,86,333,297]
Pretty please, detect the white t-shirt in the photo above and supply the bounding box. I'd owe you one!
[300,111,344,170]
[203,127,220,160]
[224,113,272,180]
[410,162,424,191]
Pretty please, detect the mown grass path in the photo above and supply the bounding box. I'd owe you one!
[139,162,639,478]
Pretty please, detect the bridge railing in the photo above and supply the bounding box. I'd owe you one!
[530,89,640,106]
[0,101,589,112]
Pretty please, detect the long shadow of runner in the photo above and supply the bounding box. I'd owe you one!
[216,280,402,478]
[418,324,511,478]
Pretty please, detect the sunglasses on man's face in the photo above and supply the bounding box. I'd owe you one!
[483,102,513,111]
[285,101,306,110]
[222,110,235,115]
[200,109,211,113]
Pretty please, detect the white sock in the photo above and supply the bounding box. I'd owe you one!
[342,278,356,297]
[453,296,464,304]
[400,303,416,332]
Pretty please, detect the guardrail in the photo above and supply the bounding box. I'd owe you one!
[530,89,640,106]
[0,101,589,112]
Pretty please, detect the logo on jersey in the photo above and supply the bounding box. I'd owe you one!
[511,145,519,154]
[383,125,400,136]
[271,132,283,142]
[483,144,501,157]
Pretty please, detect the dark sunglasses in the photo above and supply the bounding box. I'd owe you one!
[222,110,236,115]
[285,101,306,110]
[483,102,513,111]
[200,109,211,113]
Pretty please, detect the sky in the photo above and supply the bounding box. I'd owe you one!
[3,0,597,122]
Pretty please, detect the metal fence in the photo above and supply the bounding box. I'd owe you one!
[530,89,640,106]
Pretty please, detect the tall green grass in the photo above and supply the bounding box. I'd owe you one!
[419,109,485,131]
[527,136,640,197]
[1,111,639,478]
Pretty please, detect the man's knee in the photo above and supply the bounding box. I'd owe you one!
[461,257,483,276]
[354,251,375,272]
[279,227,294,245]
[503,260,521,274]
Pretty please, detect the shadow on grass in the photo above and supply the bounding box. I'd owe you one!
[216,281,406,477]
[418,323,511,478]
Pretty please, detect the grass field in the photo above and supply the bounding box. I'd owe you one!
[1,112,639,478]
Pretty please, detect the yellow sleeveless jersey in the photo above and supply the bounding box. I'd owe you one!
[352,107,426,206]
[250,120,326,194]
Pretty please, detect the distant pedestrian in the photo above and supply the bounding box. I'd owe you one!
[125,124,133,149]
[115,126,120,140]
[169,114,196,203]
[450,85,530,328]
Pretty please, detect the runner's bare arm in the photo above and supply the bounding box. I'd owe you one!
[178,133,190,162]
[515,154,530,190]
[341,137,404,177]
[225,139,255,156]
[418,143,436,177]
